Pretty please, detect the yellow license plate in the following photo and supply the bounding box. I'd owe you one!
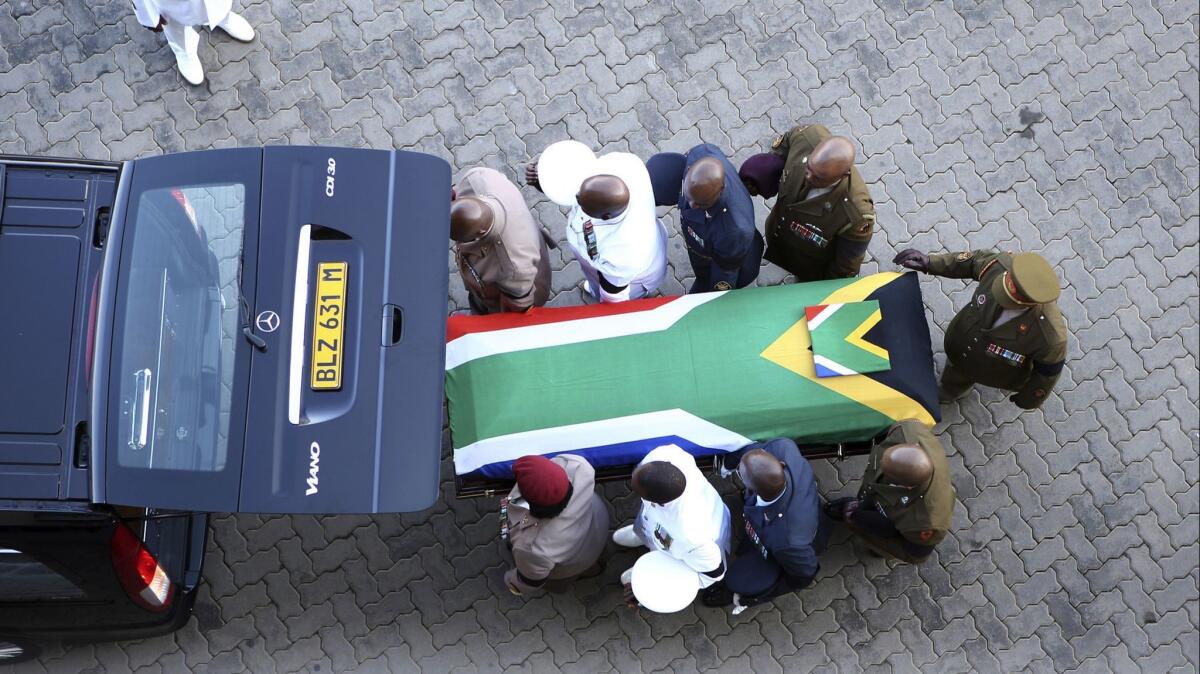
[311,261,348,390]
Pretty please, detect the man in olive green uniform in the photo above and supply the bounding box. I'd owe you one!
[894,248,1068,409]
[738,125,876,281]
[451,167,551,314]
[825,420,954,564]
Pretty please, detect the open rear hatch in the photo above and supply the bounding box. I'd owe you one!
[91,147,449,514]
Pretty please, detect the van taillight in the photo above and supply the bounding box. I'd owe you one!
[110,523,173,612]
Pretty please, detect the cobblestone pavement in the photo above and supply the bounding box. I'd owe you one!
[4,0,1199,671]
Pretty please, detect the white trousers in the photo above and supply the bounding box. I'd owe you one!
[161,19,199,60]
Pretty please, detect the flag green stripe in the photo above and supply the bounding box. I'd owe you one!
[447,280,893,448]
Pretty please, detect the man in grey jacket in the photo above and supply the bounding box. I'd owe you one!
[501,454,610,595]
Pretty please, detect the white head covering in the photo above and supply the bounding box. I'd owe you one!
[537,140,597,206]
[631,551,700,613]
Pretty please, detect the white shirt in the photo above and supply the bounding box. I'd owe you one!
[633,445,732,588]
[805,185,834,201]
[132,0,231,28]
[553,152,667,302]
[993,308,1025,328]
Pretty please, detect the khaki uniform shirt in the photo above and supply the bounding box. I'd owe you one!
[502,455,610,594]
[454,167,551,313]
[927,250,1068,409]
[851,421,955,562]
[764,124,876,281]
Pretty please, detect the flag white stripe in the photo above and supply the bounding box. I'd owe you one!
[804,302,842,331]
[812,354,857,376]
[453,408,751,475]
[445,292,723,370]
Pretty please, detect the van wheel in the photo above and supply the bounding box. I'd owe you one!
[0,639,39,665]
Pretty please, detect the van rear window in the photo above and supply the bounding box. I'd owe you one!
[0,549,86,602]
[113,184,246,472]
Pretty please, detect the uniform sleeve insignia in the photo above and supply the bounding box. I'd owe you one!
[918,529,934,541]
[771,135,782,149]
[956,251,973,262]
[715,281,732,291]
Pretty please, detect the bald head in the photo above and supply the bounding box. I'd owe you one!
[577,174,629,220]
[632,460,686,505]
[738,449,786,501]
[880,444,933,488]
[450,197,493,243]
[683,157,725,210]
[806,136,856,189]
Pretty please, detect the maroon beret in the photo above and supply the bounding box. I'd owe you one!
[513,455,569,507]
[738,153,786,199]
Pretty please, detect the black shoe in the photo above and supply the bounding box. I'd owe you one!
[823,497,856,522]
[700,582,734,608]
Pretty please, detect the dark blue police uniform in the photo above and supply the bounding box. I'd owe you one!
[725,438,828,606]
[673,144,764,293]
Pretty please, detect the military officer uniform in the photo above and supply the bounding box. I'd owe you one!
[763,124,876,281]
[502,455,610,595]
[926,250,1068,409]
[843,420,955,564]
[453,167,551,314]
[676,144,764,292]
[720,438,827,607]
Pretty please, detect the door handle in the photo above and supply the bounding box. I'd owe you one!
[129,368,152,451]
[381,305,403,346]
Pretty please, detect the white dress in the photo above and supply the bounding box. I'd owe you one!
[553,152,668,302]
[632,445,732,588]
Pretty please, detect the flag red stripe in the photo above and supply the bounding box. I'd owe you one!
[447,296,677,342]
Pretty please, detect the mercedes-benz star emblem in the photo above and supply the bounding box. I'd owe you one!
[256,310,280,333]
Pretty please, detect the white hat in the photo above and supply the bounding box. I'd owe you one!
[536,140,598,206]
[630,551,700,613]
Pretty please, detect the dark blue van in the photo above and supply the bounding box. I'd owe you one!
[0,148,449,661]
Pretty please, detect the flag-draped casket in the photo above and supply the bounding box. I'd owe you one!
[446,272,940,483]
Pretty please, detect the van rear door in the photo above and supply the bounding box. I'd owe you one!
[90,147,449,515]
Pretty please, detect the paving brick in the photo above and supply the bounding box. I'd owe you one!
[4,2,1198,672]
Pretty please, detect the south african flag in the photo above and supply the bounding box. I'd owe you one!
[806,300,892,377]
[446,272,939,478]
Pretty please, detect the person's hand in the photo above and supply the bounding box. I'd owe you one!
[503,569,523,596]
[148,16,167,32]
[731,592,748,615]
[622,582,639,611]
[843,499,861,519]
[525,161,541,191]
[892,249,929,272]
